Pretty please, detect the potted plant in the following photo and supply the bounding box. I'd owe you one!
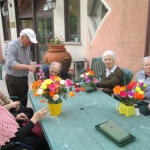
[43,36,72,72]
[79,68,99,93]
[49,36,64,46]
[113,80,147,117]
[31,76,75,116]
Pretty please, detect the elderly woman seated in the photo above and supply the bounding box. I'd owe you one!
[136,56,150,116]
[43,62,71,80]
[96,50,124,96]
[0,105,50,150]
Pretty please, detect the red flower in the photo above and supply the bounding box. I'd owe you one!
[120,91,128,98]
[75,88,80,92]
[74,83,78,88]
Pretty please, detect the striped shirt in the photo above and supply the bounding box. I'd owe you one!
[5,38,31,77]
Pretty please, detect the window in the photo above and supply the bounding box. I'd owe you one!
[1,2,11,41]
[16,0,53,62]
[87,0,110,41]
[91,0,108,30]
[65,0,80,42]
[37,17,53,44]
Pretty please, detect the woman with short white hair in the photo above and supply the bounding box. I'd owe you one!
[96,50,124,96]
[136,56,150,116]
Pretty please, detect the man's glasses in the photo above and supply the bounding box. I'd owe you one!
[50,69,59,75]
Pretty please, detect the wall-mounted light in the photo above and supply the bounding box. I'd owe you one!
[46,0,57,10]
[1,0,12,16]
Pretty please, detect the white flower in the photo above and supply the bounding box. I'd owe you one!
[53,94,59,101]
[60,80,65,85]
[138,79,144,83]
[36,88,43,95]
[85,72,89,76]
[80,74,84,78]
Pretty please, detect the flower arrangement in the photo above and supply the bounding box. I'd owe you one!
[49,36,63,46]
[113,80,147,105]
[32,76,75,104]
[34,64,45,80]
[79,68,99,93]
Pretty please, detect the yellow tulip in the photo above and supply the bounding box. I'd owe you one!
[41,82,47,89]
[135,86,141,92]
[45,79,52,85]
[144,83,147,88]
[138,90,144,95]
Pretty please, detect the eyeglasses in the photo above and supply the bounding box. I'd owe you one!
[50,69,59,75]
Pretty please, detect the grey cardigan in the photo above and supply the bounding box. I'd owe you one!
[136,69,150,103]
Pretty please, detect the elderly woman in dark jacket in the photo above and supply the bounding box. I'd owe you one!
[96,50,124,96]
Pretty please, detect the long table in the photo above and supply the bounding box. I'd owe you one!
[28,90,150,150]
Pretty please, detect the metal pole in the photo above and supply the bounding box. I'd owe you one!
[145,0,150,56]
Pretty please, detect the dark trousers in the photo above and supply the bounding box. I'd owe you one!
[4,137,50,150]
[5,74,29,107]
[10,107,34,119]
[138,102,150,116]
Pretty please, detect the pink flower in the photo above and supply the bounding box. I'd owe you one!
[120,91,128,98]
[48,84,55,91]
[50,75,54,80]
[65,79,72,87]
[93,78,98,83]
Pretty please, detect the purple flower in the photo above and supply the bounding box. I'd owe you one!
[127,91,134,98]
[85,77,91,83]
[139,82,144,87]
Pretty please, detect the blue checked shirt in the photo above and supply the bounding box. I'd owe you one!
[5,38,31,77]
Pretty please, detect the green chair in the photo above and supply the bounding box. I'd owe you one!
[112,68,133,99]
[121,68,133,85]
[91,57,106,80]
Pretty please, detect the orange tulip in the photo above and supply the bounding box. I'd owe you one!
[113,86,121,95]
[33,92,38,97]
[134,92,144,100]
[69,91,75,97]
[32,80,41,89]
[50,91,55,97]
[80,87,85,92]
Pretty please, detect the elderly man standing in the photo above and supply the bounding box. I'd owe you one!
[5,28,37,107]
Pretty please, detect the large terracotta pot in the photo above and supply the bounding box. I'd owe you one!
[43,44,72,72]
